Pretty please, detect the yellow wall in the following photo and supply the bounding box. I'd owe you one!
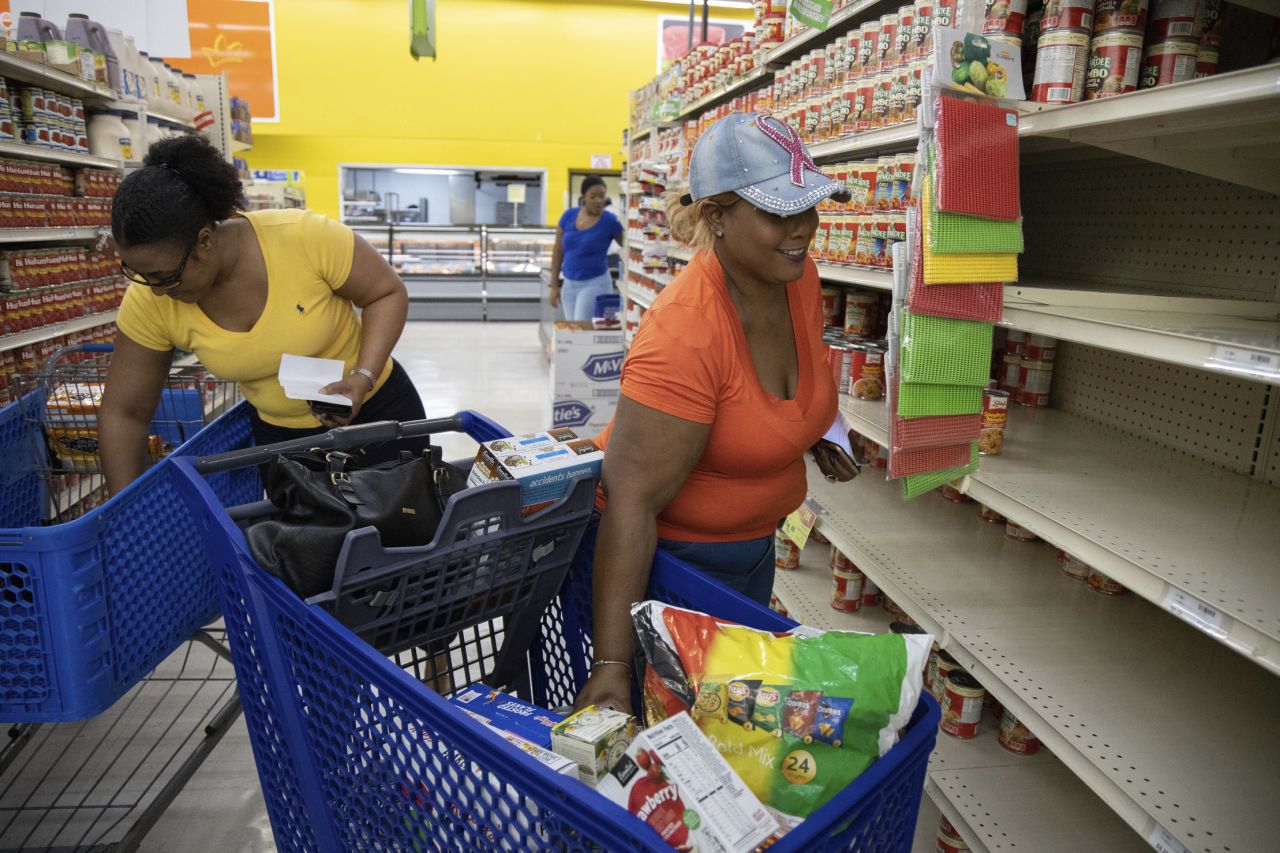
[248,0,752,222]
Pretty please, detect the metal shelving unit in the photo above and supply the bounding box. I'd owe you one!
[0,310,118,354]
[839,392,1280,674]
[776,542,1148,853]
[0,226,103,245]
[0,140,121,171]
[805,460,1280,853]
[1002,286,1280,385]
[0,51,115,102]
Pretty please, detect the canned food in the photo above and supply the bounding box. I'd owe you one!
[980,389,1009,456]
[940,482,971,503]
[978,503,1006,524]
[1087,567,1129,595]
[998,708,1041,755]
[829,343,854,394]
[844,292,878,337]
[848,344,886,400]
[987,33,1023,52]
[1003,329,1026,356]
[861,576,883,606]
[832,568,865,612]
[1140,39,1198,88]
[1040,0,1096,32]
[1005,521,1039,542]
[937,829,970,853]
[1147,0,1204,41]
[811,527,830,545]
[1195,46,1218,78]
[984,0,1029,37]
[896,6,916,62]
[859,21,882,74]
[1017,360,1053,407]
[1024,334,1057,361]
[941,670,985,739]
[1085,30,1144,99]
[912,0,935,60]
[1058,549,1091,580]
[869,441,887,470]
[774,531,801,571]
[1200,0,1223,49]
[829,545,857,574]
[1093,0,1149,32]
[878,14,900,68]
[929,648,959,700]
[1032,30,1090,103]
[821,285,844,327]
[768,594,790,618]
[934,0,959,30]
[939,815,961,840]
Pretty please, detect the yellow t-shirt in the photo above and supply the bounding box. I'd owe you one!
[117,208,393,428]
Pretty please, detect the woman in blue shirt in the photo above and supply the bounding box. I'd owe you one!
[549,176,624,321]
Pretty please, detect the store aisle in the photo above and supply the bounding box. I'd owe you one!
[140,321,551,852]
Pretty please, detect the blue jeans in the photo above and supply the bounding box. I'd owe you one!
[560,272,615,322]
[657,536,775,606]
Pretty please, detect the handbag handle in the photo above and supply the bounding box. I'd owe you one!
[195,415,473,474]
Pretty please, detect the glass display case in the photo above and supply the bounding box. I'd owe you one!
[352,224,552,321]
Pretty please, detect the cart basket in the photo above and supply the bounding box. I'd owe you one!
[0,401,260,722]
[172,443,940,851]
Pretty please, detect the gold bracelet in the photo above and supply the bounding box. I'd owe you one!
[349,367,376,391]
[590,659,631,672]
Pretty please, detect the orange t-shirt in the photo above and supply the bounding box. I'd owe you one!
[595,250,837,542]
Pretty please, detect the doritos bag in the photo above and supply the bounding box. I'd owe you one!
[631,601,931,824]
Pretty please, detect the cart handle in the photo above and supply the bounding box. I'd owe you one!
[194,410,512,474]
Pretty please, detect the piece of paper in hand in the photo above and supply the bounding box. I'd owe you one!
[823,411,855,458]
[278,354,351,405]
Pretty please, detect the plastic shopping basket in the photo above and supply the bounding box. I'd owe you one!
[172,436,940,851]
[0,378,259,723]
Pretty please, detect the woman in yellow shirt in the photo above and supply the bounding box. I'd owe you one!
[99,136,423,494]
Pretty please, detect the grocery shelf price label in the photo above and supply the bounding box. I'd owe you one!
[1161,586,1229,641]
[781,499,821,550]
[1207,345,1280,381]
[1146,822,1191,853]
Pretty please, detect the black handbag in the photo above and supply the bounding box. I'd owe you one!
[246,446,465,598]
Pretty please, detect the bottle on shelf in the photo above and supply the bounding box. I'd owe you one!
[87,109,132,161]
[65,13,118,92]
[17,10,61,41]
[182,73,200,119]
[143,53,165,109]
[120,110,146,160]
[162,63,183,111]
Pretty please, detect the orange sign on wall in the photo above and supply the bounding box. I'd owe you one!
[168,0,279,122]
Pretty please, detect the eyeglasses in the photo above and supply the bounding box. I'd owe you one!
[120,242,195,290]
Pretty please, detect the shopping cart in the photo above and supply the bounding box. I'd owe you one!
[0,344,257,851]
[172,418,940,852]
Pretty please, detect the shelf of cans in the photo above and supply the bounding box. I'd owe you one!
[0,75,97,157]
[0,317,115,406]
[802,454,1280,853]
[770,534,1149,853]
[0,155,118,233]
[812,152,917,275]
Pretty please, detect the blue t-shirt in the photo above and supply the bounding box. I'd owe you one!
[558,208,622,281]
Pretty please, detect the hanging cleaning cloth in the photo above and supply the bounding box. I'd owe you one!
[933,95,1021,221]
[899,309,994,387]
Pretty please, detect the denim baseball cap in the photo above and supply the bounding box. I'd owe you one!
[681,111,851,216]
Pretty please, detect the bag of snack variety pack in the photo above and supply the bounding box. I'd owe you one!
[633,601,931,824]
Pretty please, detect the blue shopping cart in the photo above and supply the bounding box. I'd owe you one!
[0,343,257,852]
[172,414,940,852]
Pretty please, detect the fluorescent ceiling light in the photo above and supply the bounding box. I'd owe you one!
[394,168,460,175]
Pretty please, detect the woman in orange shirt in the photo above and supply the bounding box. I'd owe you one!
[578,113,859,713]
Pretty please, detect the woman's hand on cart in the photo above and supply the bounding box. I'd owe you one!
[573,663,633,715]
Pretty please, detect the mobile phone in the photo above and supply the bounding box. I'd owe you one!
[308,399,353,418]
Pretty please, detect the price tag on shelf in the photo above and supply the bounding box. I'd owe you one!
[1146,822,1191,853]
[781,499,821,550]
[1161,586,1229,641]
[1208,345,1280,380]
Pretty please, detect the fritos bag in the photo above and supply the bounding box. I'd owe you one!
[632,601,930,823]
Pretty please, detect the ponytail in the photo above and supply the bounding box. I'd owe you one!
[111,135,244,247]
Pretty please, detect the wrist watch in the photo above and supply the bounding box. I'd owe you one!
[349,367,376,391]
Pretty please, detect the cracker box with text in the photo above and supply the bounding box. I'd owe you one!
[552,321,623,432]
[596,712,781,852]
[467,436,603,516]
[446,688,564,747]
[550,705,637,786]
